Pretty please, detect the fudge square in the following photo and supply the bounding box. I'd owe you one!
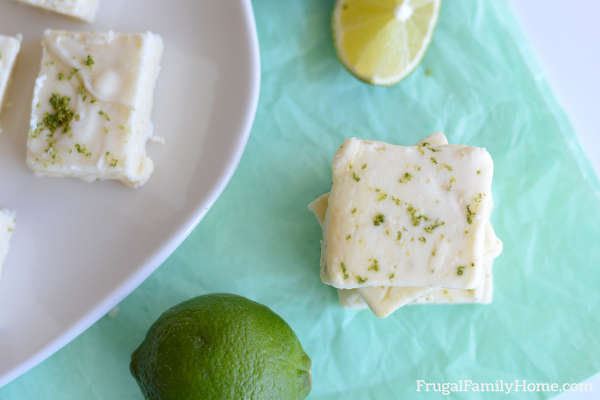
[0,210,16,278]
[321,136,495,290]
[0,34,22,112]
[27,30,164,187]
[16,0,100,23]
[311,133,502,318]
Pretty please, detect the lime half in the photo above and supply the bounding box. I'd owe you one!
[333,0,441,85]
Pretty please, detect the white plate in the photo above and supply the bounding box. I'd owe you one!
[0,0,260,386]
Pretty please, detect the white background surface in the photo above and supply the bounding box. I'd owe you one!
[510,0,600,175]
[510,1,600,398]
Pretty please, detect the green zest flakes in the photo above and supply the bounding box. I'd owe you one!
[78,85,94,102]
[368,258,379,271]
[105,152,119,167]
[424,220,445,234]
[420,141,440,152]
[466,205,475,224]
[74,143,91,157]
[361,163,367,169]
[418,236,426,243]
[43,93,75,134]
[406,205,429,227]
[356,276,368,284]
[373,213,385,226]
[59,68,79,80]
[398,172,412,184]
[442,163,453,171]
[98,110,111,121]
[396,231,402,241]
[465,194,486,223]
[84,54,95,67]
[444,177,456,191]
[457,266,465,276]
[430,157,438,165]
[352,172,360,182]
[341,262,349,279]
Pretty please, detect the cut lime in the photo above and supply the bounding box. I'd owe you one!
[333,0,441,85]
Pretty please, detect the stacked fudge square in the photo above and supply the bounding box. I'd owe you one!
[1,0,164,275]
[310,133,502,317]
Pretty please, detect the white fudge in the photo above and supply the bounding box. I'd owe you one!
[310,133,502,317]
[16,0,99,23]
[337,289,368,310]
[310,190,502,317]
[0,34,22,112]
[0,210,16,277]
[27,30,164,187]
[350,224,502,316]
[322,135,494,290]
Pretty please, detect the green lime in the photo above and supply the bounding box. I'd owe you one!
[333,0,441,85]
[130,293,311,400]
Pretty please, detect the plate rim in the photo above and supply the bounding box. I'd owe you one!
[0,0,261,388]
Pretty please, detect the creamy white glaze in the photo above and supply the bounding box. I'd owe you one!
[309,133,502,317]
[323,135,494,289]
[27,30,164,187]
[0,35,22,113]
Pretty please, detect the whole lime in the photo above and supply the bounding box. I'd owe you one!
[130,293,311,400]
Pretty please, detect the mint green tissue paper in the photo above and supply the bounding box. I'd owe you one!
[2,0,600,399]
